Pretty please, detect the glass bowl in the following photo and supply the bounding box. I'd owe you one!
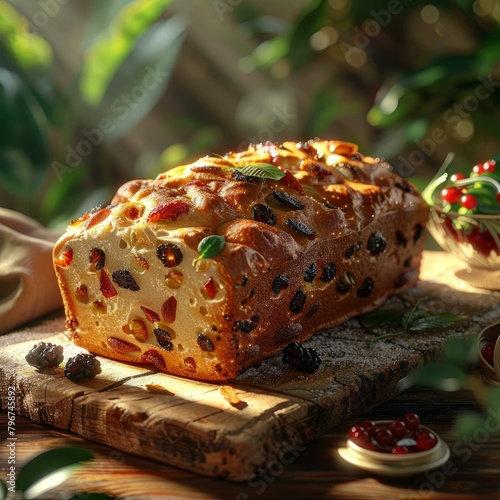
[427,206,500,271]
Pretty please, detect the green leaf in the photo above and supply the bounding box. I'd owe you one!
[407,312,468,332]
[17,447,93,499]
[452,413,488,440]
[236,164,285,180]
[198,235,226,259]
[68,494,117,500]
[96,15,186,141]
[358,309,404,330]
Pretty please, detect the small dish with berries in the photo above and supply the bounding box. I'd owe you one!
[423,155,500,288]
[478,322,500,385]
[338,413,450,476]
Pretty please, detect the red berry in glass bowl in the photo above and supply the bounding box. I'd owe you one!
[392,445,409,454]
[389,420,407,441]
[403,413,420,431]
[374,427,395,447]
[349,425,369,441]
[481,340,495,367]
[416,430,437,451]
[440,187,462,204]
[361,420,377,437]
[460,193,477,210]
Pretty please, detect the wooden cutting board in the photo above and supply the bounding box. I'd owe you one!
[1,251,499,481]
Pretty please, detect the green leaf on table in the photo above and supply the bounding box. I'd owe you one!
[17,447,93,499]
[198,235,226,259]
[360,300,467,343]
[236,164,285,180]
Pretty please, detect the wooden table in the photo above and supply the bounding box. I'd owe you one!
[1,251,500,499]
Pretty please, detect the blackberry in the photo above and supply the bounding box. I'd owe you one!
[282,341,322,373]
[367,232,387,254]
[357,277,374,298]
[304,263,318,282]
[89,247,105,270]
[64,353,101,382]
[272,274,289,294]
[253,204,276,225]
[25,342,64,370]
[157,243,183,267]
[290,289,306,314]
[112,269,140,291]
[286,219,316,239]
[320,263,336,282]
[272,191,305,210]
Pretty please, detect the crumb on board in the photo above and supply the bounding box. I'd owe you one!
[219,385,247,409]
[146,383,174,395]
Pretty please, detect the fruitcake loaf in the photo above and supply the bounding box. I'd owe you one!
[53,139,429,381]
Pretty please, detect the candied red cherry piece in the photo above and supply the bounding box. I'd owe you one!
[440,187,462,204]
[349,425,369,441]
[374,427,394,447]
[416,430,437,451]
[481,340,495,366]
[392,445,409,455]
[361,420,377,437]
[390,420,407,440]
[403,412,420,430]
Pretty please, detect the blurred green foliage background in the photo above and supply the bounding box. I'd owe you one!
[1,0,500,228]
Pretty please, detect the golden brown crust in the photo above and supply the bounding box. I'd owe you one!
[53,139,429,381]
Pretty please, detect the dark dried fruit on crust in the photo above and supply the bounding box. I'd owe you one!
[357,278,374,298]
[290,289,307,314]
[367,232,387,254]
[304,263,318,282]
[272,274,289,294]
[320,263,336,282]
[233,315,260,334]
[253,204,277,225]
[286,219,316,239]
[272,191,305,210]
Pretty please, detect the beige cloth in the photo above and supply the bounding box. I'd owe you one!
[0,208,63,334]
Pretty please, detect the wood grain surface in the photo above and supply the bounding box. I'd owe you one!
[1,251,500,483]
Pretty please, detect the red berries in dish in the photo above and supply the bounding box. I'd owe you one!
[347,413,438,454]
[402,412,420,430]
[481,340,495,366]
